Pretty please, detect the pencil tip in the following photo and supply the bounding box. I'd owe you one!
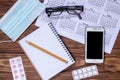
[65,61,68,64]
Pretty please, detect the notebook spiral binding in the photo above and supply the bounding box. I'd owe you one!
[48,22,74,62]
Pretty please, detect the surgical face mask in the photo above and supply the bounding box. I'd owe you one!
[0,0,44,41]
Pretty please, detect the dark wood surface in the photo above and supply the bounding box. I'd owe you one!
[0,0,120,80]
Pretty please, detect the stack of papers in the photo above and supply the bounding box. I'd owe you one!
[36,0,120,54]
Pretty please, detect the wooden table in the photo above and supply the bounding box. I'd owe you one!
[0,0,120,80]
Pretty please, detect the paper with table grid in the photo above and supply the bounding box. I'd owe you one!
[36,0,120,54]
[19,23,75,80]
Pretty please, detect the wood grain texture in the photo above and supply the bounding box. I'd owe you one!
[0,1,120,80]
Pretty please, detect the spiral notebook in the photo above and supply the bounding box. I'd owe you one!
[19,22,75,80]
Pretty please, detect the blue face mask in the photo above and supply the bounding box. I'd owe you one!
[0,0,44,41]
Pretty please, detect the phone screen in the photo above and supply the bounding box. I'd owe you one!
[87,31,103,59]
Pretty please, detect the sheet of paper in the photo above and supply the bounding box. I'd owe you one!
[35,0,120,54]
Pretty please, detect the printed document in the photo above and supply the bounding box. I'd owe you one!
[36,0,120,54]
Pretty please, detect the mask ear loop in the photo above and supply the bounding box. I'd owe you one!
[0,40,13,43]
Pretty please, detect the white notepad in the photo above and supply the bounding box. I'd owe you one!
[19,22,75,80]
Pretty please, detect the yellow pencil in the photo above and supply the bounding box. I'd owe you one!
[26,41,68,64]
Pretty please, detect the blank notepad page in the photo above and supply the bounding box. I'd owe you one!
[19,22,75,80]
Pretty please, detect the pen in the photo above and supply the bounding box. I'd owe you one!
[26,41,68,64]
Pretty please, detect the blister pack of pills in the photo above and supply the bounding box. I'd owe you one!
[9,57,27,80]
[72,65,99,80]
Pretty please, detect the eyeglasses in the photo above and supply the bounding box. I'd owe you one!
[45,6,84,19]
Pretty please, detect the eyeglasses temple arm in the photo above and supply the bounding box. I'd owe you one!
[73,10,82,19]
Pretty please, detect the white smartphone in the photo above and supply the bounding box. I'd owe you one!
[85,27,104,63]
